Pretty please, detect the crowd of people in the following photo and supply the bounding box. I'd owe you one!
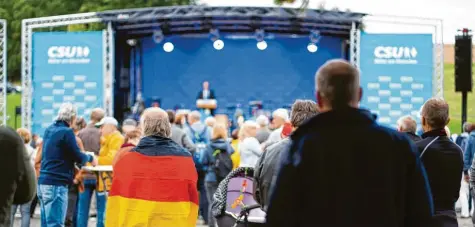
[0,59,473,227]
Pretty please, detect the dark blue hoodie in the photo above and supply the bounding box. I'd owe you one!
[266,108,434,227]
[200,138,234,182]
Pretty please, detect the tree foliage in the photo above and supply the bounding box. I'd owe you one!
[0,0,192,82]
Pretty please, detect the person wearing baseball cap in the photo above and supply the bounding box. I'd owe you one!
[78,116,123,227]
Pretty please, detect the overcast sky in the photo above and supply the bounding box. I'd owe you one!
[200,0,472,44]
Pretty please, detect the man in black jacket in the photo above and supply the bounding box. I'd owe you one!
[254,99,318,211]
[196,81,216,116]
[416,98,463,227]
[0,126,36,226]
[266,59,434,227]
[397,115,422,142]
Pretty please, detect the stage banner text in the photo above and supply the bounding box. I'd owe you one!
[32,31,104,136]
[359,33,433,128]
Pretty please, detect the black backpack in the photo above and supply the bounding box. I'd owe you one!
[213,148,233,182]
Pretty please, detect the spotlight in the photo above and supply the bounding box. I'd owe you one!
[163,42,174,52]
[126,39,137,46]
[307,43,318,53]
[153,29,164,44]
[213,39,224,50]
[257,41,267,50]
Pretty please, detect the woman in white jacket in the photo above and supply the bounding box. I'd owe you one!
[238,120,262,167]
[11,128,36,227]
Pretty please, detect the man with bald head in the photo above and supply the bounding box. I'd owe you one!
[266,60,434,227]
[106,107,198,227]
[397,115,421,142]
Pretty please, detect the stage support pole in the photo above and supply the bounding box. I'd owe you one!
[462,91,468,132]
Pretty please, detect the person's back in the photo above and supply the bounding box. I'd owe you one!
[415,98,463,226]
[266,60,433,227]
[256,128,271,144]
[77,125,101,154]
[416,132,462,212]
[39,121,91,185]
[0,126,36,226]
[106,108,198,227]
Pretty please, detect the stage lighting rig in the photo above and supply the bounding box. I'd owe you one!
[153,29,164,44]
[307,30,321,53]
[255,29,267,50]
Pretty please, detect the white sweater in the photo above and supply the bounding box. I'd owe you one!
[239,137,262,168]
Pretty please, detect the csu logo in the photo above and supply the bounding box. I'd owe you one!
[48,46,90,58]
[47,46,91,64]
[373,46,418,65]
[374,46,417,59]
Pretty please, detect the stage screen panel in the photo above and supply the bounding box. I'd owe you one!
[32,31,104,136]
[140,36,345,113]
[359,33,433,128]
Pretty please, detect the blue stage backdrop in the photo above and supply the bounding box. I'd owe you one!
[359,33,433,128]
[140,35,345,112]
[32,31,104,136]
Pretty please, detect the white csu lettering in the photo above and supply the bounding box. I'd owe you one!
[48,46,90,58]
[374,46,417,59]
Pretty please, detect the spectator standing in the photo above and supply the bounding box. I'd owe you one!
[416,98,463,226]
[121,118,137,135]
[38,103,97,227]
[266,60,434,226]
[0,126,36,227]
[457,123,472,151]
[238,121,262,167]
[261,109,288,150]
[76,108,104,227]
[255,115,271,144]
[106,107,198,227]
[184,110,212,224]
[9,128,36,227]
[254,100,318,211]
[200,124,234,227]
[230,129,241,169]
[77,117,124,227]
[464,124,475,181]
[30,134,39,149]
[64,117,86,227]
[397,115,422,142]
[167,110,196,154]
[113,129,142,166]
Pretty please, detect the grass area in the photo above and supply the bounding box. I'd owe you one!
[6,93,21,129]
[3,63,473,133]
[444,63,475,134]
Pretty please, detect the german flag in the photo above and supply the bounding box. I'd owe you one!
[106,150,199,227]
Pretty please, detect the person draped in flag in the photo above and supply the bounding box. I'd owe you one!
[106,107,199,227]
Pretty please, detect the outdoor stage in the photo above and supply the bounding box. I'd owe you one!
[15,6,444,135]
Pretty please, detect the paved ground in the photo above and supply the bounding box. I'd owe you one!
[11,215,473,227]
[13,215,208,227]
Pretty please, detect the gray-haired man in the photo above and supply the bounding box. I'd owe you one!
[38,103,97,227]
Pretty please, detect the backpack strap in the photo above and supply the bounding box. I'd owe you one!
[198,127,208,139]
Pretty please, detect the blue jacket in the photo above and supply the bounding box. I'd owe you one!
[266,108,434,227]
[133,135,191,157]
[200,139,233,182]
[463,132,475,173]
[38,121,93,186]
